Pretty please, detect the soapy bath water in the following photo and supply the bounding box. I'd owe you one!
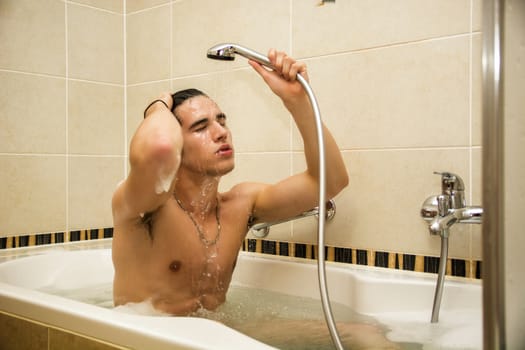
[39,283,423,349]
[192,286,421,350]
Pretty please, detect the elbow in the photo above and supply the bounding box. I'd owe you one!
[326,170,349,199]
[151,137,179,160]
[131,134,182,169]
[148,137,182,170]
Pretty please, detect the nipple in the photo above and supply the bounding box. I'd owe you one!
[169,260,182,272]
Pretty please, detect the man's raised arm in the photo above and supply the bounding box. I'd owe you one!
[248,50,349,223]
[112,93,183,222]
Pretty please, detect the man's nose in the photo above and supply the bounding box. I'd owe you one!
[211,121,228,141]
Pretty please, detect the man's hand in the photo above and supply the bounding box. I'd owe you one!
[144,92,174,119]
[248,49,309,106]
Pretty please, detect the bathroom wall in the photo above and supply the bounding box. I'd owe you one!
[1,1,483,263]
[0,0,125,237]
[125,0,483,263]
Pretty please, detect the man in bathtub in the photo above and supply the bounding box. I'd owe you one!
[111,50,405,349]
[111,50,349,316]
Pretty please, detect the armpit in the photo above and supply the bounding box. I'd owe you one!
[247,214,257,229]
[140,211,155,239]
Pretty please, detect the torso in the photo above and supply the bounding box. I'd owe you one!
[112,187,255,315]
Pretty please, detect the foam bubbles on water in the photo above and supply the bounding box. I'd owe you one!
[373,309,482,349]
[114,299,169,316]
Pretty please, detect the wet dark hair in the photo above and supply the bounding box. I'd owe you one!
[143,89,208,120]
[171,88,208,118]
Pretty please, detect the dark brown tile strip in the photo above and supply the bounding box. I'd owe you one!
[294,243,307,258]
[70,230,81,242]
[451,259,466,277]
[403,254,416,271]
[424,256,440,274]
[279,242,289,256]
[104,227,113,238]
[262,240,276,255]
[356,249,368,265]
[374,251,390,268]
[334,247,352,263]
[246,239,257,252]
[475,261,482,279]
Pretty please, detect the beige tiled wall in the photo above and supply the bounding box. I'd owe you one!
[126,0,483,261]
[1,0,486,261]
[0,0,124,235]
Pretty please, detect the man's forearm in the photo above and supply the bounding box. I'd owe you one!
[288,96,349,199]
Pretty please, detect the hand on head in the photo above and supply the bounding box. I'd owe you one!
[143,92,174,119]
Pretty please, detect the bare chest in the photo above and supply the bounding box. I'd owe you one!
[146,198,250,277]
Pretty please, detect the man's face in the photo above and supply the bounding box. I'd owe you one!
[175,95,235,176]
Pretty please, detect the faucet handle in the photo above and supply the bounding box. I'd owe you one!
[433,172,466,208]
[433,171,465,192]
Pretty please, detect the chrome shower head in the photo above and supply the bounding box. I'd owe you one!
[206,44,236,61]
[207,43,274,69]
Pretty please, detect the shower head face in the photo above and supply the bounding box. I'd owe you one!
[206,44,236,61]
[206,43,273,69]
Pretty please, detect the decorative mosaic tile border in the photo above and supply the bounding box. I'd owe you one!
[0,228,114,249]
[0,228,481,279]
[242,239,482,279]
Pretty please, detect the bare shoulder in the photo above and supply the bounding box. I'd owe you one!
[218,182,269,238]
[221,182,268,207]
[220,182,269,220]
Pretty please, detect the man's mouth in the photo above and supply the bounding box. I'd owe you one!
[216,144,233,157]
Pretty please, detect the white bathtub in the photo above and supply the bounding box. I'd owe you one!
[0,241,482,349]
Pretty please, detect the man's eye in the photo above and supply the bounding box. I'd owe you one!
[217,115,227,126]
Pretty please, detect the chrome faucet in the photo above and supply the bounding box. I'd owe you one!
[421,172,483,235]
[420,171,483,323]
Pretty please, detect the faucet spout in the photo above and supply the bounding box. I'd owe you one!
[429,206,483,235]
